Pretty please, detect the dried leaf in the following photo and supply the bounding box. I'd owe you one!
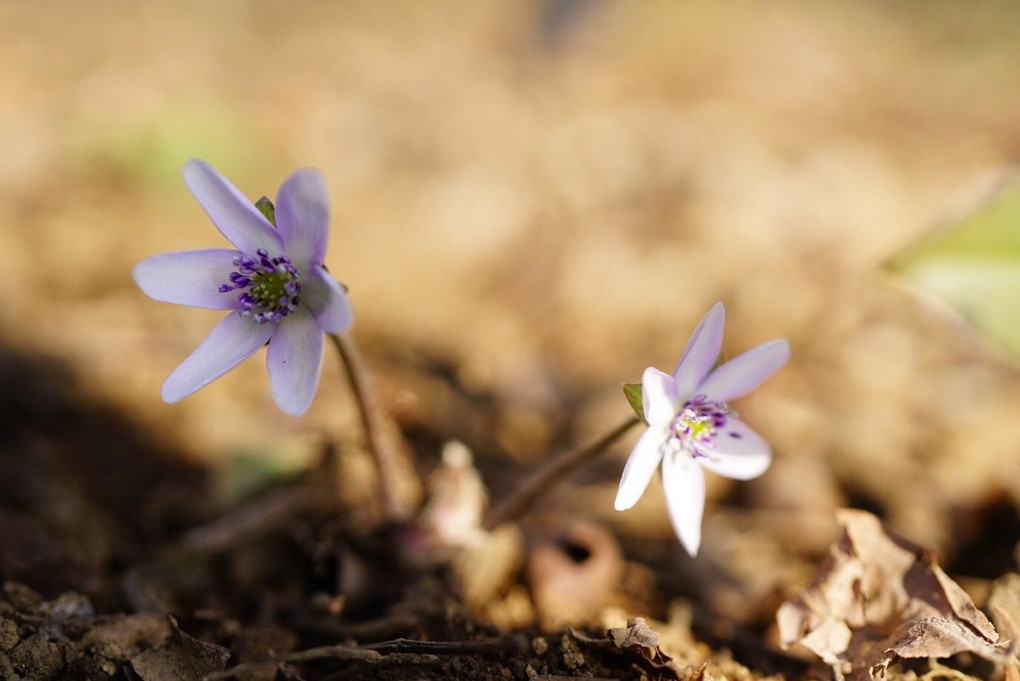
[868,616,1013,679]
[989,573,1020,640]
[607,617,668,663]
[421,440,488,549]
[129,616,230,681]
[777,509,1014,680]
[574,618,683,680]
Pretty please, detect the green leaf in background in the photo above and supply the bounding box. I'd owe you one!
[623,382,646,422]
[889,170,1020,360]
[216,450,301,505]
[70,108,262,192]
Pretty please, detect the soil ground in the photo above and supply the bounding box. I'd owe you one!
[1,3,1019,680]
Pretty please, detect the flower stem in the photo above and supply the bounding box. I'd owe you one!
[483,415,640,531]
[330,333,419,521]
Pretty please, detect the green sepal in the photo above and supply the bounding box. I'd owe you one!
[255,196,277,227]
[623,382,646,423]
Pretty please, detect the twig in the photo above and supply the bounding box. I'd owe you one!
[294,611,421,641]
[201,645,386,681]
[178,482,323,555]
[330,333,419,522]
[363,634,529,655]
[483,416,640,530]
[201,635,528,681]
[534,677,620,681]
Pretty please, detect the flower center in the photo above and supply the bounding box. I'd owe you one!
[665,394,731,460]
[219,249,302,324]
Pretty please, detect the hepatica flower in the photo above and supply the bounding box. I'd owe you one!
[615,303,789,555]
[133,160,353,416]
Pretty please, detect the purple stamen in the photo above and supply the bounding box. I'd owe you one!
[219,250,302,323]
[665,394,732,460]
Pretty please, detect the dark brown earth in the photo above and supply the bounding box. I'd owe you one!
[1,340,1015,681]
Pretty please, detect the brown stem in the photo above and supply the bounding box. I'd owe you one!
[483,416,640,530]
[330,333,418,521]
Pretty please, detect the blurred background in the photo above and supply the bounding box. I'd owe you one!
[2,0,1019,611]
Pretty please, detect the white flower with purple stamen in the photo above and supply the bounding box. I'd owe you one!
[615,303,789,556]
[133,160,353,417]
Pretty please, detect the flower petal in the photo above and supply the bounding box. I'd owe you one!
[133,250,242,310]
[302,267,354,334]
[698,339,790,402]
[183,160,284,256]
[266,306,325,416]
[701,418,772,480]
[642,367,680,425]
[162,312,272,403]
[661,453,706,556]
[614,426,666,511]
[673,303,725,399]
[275,169,329,269]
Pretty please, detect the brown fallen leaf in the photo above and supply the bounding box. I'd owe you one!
[129,616,230,681]
[989,573,1020,642]
[776,509,1016,680]
[607,617,673,667]
[867,615,1011,679]
[573,618,686,681]
[989,574,1020,681]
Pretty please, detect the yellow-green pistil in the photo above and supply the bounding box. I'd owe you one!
[666,395,731,460]
[220,248,302,324]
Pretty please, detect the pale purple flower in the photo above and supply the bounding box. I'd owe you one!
[615,303,789,556]
[133,160,353,417]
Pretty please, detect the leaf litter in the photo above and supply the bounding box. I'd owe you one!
[777,509,1018,680]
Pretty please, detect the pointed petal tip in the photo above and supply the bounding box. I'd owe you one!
[613,482,641,512]
[182,160,283,256]
[276,168,330,267]
[613,493,634,512]
[674,302,727,395]
[641,367,680,425]
[160,383,183,404]
[276,399,311,418]
[161,372,200,404]
[675,521,702,557]
[775,338,792,361]
[699,337,791,403]
[181,159,216,189]
[158,313,272,405]
[182,158,204,174]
